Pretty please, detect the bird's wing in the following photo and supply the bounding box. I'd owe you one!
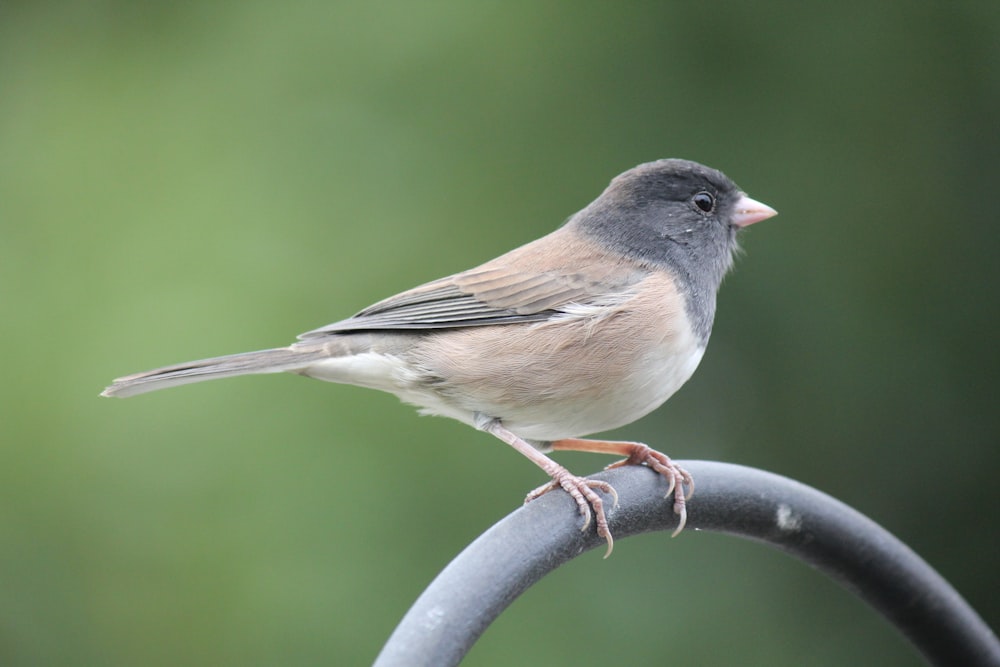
[297,234,645,338]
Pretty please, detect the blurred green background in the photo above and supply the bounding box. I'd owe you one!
[2,2,998,665]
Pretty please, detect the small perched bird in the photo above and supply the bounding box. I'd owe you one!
[103,159,776,556]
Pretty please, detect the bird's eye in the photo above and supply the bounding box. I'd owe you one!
[692,191,715,213]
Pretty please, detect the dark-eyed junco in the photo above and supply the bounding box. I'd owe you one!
[102,159,776,555]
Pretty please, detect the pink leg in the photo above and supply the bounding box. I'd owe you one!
[550,438,693,537]
[476,417,619,557]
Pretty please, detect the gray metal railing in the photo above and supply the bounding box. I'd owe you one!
[374,461,1000,666]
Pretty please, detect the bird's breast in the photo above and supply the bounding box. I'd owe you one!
[398,270,709,441]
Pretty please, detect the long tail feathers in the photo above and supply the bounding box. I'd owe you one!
[101,347,327,398]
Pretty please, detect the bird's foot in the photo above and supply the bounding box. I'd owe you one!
[604,443,693,536]
[550,438,693,538]
[525,471,619,557]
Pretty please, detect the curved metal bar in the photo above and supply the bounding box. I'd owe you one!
[373,461,1000,667]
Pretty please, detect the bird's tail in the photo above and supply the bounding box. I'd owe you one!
[101,346,328,398]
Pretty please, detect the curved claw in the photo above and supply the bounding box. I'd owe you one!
[604,443,693,536]
[526,475,619,557]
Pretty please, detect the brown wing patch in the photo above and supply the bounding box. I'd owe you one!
[298,227,648,338]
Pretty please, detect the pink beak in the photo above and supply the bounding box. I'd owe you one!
[732,194,778,228]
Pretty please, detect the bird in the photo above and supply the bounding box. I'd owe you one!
[102,158,776,556]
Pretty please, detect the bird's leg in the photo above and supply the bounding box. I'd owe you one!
[475,415,619,557]
[550,438,693,537]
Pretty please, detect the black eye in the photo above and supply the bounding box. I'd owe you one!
[692,191,715,213]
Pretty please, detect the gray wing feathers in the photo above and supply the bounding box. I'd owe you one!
[455,268,594,312]
[303,282,550,335]
[297,266,629,339]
